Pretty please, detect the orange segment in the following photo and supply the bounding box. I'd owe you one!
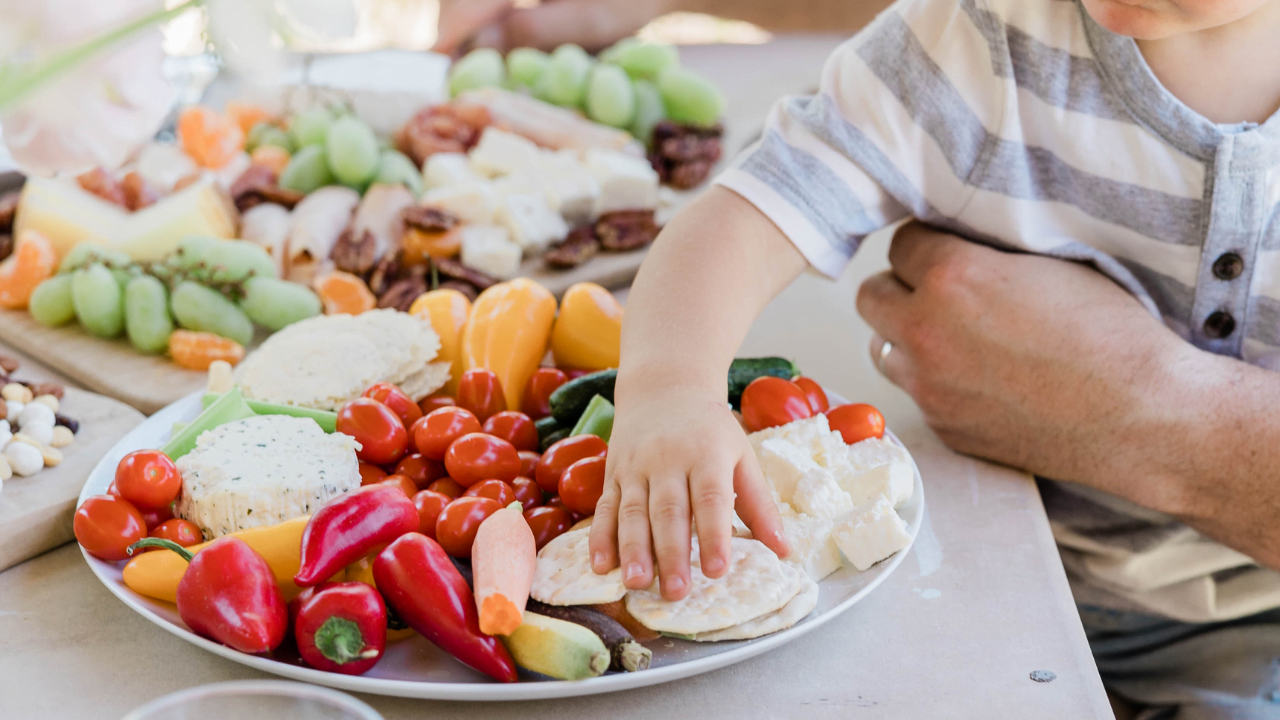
[178,106,246,169]
[169,330,246,371]
[402,226,462,264]
[0,231,58,309]
[249,145,291,176]
[225,100,272,135]
[313,270,377,315]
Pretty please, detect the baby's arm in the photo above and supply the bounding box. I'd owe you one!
[588,186,805,599]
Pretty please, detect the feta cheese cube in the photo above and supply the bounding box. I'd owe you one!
[585,148,659,214]
[755,437,820,504]
[459,225,522,279]
[422,182,496,224]
[495,192,569,253]
[538,150,600,223]
[469,128,542,177]
[792,468,855,519]
[748,415,831,456]
[835,463,915,509]
[832,495,912,571]
[782,514,842,582]
[423,152,478,190]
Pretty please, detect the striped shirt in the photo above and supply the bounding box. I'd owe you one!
[716,0,1280,623]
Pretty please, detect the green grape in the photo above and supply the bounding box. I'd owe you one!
[325,116,380,187]
[246,122,293,153]
[599,38,641,64]
[170,281,254,346]
[586,64,637,128]
[449,48,506,97]
[658,66,724,128]
[239,277,322,331]
[631,79,667,146]
[375,149,424,195]
[169,235,219,271]
[124,275,174,353]
[507,47,550,88]
[534,44,593,108]
[613,42,678,80]
[28,275,76,327]
[58,243,131,274]
[279,144,335,194]
[289,108,334,149]
[202,240,277,283]
[71,264,124,338]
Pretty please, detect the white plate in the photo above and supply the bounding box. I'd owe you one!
[79,391,924,701]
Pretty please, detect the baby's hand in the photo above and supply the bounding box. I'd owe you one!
[588,385,790,600]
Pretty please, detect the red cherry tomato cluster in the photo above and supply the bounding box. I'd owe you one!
[77,449,200,562]
[740,375,886,444]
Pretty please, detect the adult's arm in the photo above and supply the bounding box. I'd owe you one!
[857,222,1280,570]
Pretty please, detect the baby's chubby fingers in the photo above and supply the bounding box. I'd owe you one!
[616,479,655,590]
[690,455,736,579]
[734,446,791,559]
[588,475,622,574]
[649,473,693,600]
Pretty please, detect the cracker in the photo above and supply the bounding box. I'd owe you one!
[397,361,453,400]
[692,565,818,641]
[531,529,626,606]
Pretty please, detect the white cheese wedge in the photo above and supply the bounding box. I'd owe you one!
[749,415,831,456]
[756,436,820,504]
[781,513,842,582]
[585,148,659,214]
[792,467,855,520]
[495,192,569,252]
[422,181,497,224]
[832,495,912,571]
[460,224,522,279]
[469,127,542,178]
[538,149,600,224]
[830,437,915,508]
[424,152,479,190]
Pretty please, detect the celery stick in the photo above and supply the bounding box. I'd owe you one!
[202,393,339,433]
[570,394,614,443]
[162,387,255,460]
[171,421,188,435]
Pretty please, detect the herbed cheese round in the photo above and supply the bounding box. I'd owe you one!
[175,415,361,539]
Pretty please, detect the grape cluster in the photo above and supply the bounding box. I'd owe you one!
[28,239,321,354]
[448,40,725,143]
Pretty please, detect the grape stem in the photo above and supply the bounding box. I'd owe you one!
[62,247,255,302]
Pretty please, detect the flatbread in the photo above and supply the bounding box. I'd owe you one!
[692,566,818,641]
[399,361,453,401]
[625,537,799,635]
[531,529,626,606]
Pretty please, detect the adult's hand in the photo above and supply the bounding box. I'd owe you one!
[434,0,673,55]
[856,222,1280,570]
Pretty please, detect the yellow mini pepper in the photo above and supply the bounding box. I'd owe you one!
[462,278,557,410]
[409,288,472,396]
[550,282,623,371]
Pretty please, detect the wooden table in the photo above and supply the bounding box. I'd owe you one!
[0,37,1113,719]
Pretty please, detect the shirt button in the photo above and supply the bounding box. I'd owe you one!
[1213,253,1244,280]
[1204,310,1236,339]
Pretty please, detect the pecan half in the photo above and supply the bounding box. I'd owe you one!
[366,251,406,298]
[402,205,459,233]
[229,164,303,212]
[434,257,499,291]
[121,171,160,211]
[648,121,724,190]
[438,279,479,302]
[0,191,21,232]
[596,210,659,251]
[77,167,128,207]
[396,105,491,167]
[378,277,428,312]
[330,228,379,276]
[544,225,601,268]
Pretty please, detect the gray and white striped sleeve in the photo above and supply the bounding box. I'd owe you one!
[715,0,1007,277]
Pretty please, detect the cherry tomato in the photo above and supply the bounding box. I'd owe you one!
[140,503,174,531]
[564,369,592,380]
[363,382,423,428]
[544,496,582,521]
[394,453,447,489]
[150,518,202,548]
[511,476,544,509]
[106,481,121,498]
[463,479,517,506]
[826,403,886,444]
[457,369,506,422]
[535,434,608,494]
[413,406,481,461]
[435,496,502,558]
[412,489,451,539]
[418,394,456,414]
[114,449,182,511]
[518,450,540,478]
[792,376,830,414]
[444,432,521,486]
[523,506,574,550]
[521,368,568,420]
[558,456,607,516]
[380,473,419,498]
[74,495,147,562]
[337,398,409,465]
[740,376,813,432]
[482,411,538,452]
[427,477,466,499]
[358,462,388,486]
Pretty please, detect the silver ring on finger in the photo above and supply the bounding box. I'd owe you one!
[877,340,894,376]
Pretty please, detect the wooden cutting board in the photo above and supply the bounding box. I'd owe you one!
[0,386,145,572]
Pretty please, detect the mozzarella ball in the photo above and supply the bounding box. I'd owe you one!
[20,423,53,446]
[18,402,55,430]
[4,442,43,477]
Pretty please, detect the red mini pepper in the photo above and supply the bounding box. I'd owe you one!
[133,536,287,654]
[291,581,387,675]
[294,485,420,587]
[373,533,517,682]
